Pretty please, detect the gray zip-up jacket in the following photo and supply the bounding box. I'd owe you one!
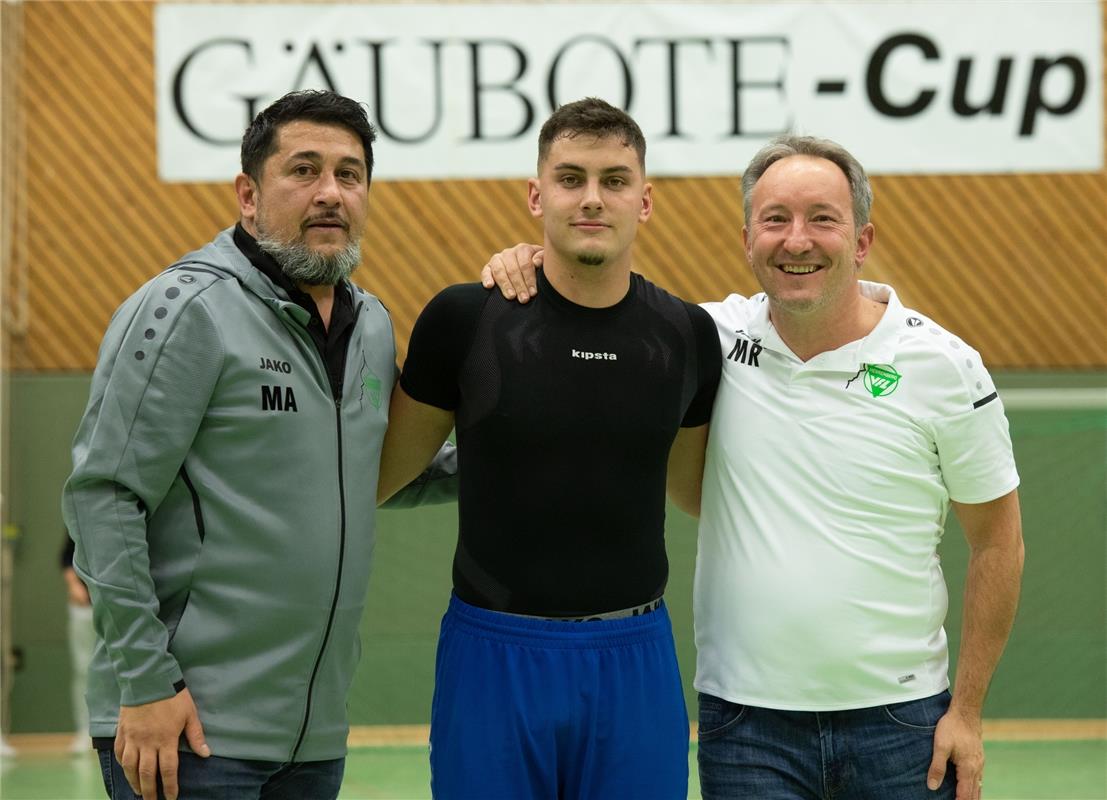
[62,228,413,762]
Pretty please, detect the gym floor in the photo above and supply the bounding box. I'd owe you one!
[2,727,1104,799]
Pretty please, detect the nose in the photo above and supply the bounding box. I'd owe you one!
[782,219,813,254]
[313,172,341,207]
[580,179,604,212]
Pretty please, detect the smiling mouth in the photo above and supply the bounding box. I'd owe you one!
[777,264,821,274]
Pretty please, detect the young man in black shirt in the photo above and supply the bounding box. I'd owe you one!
[378,98,721,799]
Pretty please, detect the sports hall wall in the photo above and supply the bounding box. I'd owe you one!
[2,1,1105,733]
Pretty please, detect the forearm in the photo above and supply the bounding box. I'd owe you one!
[64,384,196,704]
[949,537,1024,713]
[667,473,703,518]
[65,479,182,704]
[376,386,456,505]
[381,441,459,509]
[666,424,709,517]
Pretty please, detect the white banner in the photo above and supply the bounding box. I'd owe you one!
[155,2,1103,181]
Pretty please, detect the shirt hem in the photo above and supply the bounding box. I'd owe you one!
[693,678,951,711]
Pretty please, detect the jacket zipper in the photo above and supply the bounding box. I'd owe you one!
[290,303,360,761]
[290,397,346,761]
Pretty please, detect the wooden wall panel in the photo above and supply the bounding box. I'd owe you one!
[3,1,1105,370]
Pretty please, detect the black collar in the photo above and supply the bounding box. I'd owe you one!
[232,222,353,327]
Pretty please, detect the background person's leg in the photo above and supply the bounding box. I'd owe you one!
[67,602,95,753]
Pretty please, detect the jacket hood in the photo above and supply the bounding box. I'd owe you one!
[172,226,317,327]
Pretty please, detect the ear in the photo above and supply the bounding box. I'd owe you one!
[235,173,259,229]
[742,226,752,263]
[527,178,543,219]
[854,222,875,270]
[638,182,653,224]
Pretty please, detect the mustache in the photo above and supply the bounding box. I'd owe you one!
[301,214,349,231]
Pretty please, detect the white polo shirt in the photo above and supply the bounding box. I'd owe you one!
[695,281,1019,711]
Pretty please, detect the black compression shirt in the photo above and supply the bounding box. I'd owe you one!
[401,269,721,616]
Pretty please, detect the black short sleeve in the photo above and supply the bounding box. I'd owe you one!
[399,283,489,410]
[681,303,722,427]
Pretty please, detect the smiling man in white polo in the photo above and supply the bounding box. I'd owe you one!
[692,136,1024,800]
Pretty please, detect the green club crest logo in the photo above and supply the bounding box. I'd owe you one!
[362,370,383,410]
[864,364,901,397]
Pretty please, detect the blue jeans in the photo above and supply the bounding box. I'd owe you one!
[696,690,956,800]
[97,748,345,800]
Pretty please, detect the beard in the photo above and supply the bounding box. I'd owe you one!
[256,225,361,287]
[576,251,606,267]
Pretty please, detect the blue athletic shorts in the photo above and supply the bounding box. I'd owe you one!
[429,594,690,800]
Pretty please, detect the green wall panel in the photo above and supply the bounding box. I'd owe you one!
[7,373,1106,732]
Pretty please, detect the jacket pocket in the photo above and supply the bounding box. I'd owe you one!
[166,465,206,646]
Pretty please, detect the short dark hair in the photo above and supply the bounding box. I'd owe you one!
[537,98,646,170]
[742,135,873,228]
[240,90,378,184]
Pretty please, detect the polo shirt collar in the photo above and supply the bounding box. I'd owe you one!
[748,281,906,371]
[855,281,904,365]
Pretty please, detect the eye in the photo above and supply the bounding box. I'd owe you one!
[763,214,787,224]
[605,176,627,188]
[339,169,362,183]
[559,174,581,187]
[292,164,315,177]
[812,214,836,223]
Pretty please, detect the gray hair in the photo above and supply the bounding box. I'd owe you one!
[741,135,873,228]
[257,235,361,287]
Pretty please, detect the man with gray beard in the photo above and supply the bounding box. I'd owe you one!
[63,90,451,800]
